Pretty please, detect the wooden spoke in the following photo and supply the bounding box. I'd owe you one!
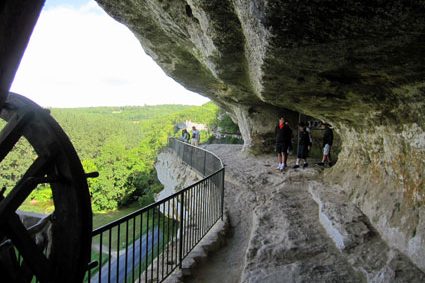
[0,110,33,163]
[0,154,55,224]
[5,213,51,282]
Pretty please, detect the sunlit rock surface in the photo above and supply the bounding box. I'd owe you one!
[155,148,199,200]
[96,0,425,273]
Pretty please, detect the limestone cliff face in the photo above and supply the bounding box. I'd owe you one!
[96,0,425,271]
[155,148,200,201]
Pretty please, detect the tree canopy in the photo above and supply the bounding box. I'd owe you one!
[1,102,220,213]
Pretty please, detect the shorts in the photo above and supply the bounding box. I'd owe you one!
[276,143,289,154]
[297,145,309,159]
[323,144,331,155]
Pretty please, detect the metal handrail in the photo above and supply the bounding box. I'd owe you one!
[86,137,225,283]
[92,169,223,236]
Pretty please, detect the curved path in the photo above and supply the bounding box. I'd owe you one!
[90,228,162,283]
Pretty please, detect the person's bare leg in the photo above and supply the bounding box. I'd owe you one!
[277,153,282,167]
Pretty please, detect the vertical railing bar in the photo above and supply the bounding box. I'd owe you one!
[188,186,192,252]
[195,184,199,244]
[151,208,155,281]
[166,199,171,275]
[108,229,112,283]
[116,224,121,283]
[203,180,207,236]
[179,192,184,268]
[206,179,210,230]
[194,184,198,244]
[139,213,143,283]
[125,220,129,283]
[132,216,136,283]
[221,169,225,220]
[156,206,160,282]
[192,184,196,247]
[98,233,103,283]
[188,186,192,254]
[145,209,149,283]
[183,190,187,257]
[216,172,220,221]
[174,196,178,270]
[171,197,175,271]
[197,182,201,243]
[184,190,188,257]
[201,180,206,237]
[217,173,221,221]
[213,175,217,222]
[209,176,212,227]
[191,185,195,248]
[196,184,201,242]
[162,202,165,280]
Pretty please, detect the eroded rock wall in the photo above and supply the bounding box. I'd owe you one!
[155,148,200,200]
[96,0,425,272]
[329,123,425,269]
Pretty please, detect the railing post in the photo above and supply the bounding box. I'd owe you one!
[221,169,225,221]
[179,191,184,268]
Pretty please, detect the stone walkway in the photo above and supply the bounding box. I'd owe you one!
[185,144,425,283]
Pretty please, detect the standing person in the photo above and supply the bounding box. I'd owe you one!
[191,126,200,146]
[318,123,333,166]
[181,129,190,143]
[293,122,312,169]
[275,116,292,171]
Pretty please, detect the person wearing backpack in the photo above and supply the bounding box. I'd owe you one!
[181,129,190,143]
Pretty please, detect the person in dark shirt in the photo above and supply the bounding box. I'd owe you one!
[275,116,292,171]
[181,129,190,143]
[293,122,312,169]
[318,122,334,166]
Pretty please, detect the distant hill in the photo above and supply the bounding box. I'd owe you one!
[1,103,219,213]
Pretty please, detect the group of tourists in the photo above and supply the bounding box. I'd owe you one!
[181,126,200,146]
[275,116,333,171]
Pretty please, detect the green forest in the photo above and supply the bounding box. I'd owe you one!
[0,102,236,214]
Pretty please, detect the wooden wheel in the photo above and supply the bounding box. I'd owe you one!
[0,93,92,282]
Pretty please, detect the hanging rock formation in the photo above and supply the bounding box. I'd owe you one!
[96,0,425,272]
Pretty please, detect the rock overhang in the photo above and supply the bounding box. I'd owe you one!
[95,0,425,128]
[95,0,425,270]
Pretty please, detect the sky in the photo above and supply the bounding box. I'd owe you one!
[10,0,209,107]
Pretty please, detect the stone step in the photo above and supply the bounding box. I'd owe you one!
[308,181,425,282]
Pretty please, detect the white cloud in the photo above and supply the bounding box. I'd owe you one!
[11,1,209,107]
